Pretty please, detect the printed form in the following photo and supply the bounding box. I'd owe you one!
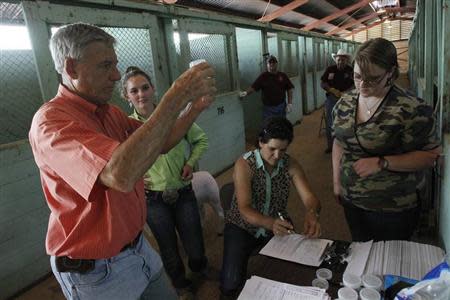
[259,234,333,267]
[238,276,329,300]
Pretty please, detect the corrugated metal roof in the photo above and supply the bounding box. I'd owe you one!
[0,0,416,40]
[176,0,416,38]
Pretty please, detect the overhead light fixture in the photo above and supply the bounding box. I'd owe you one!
[370,0,399,12]
[386,20,392,28]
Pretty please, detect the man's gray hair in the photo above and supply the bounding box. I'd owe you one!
[49,22,116,74]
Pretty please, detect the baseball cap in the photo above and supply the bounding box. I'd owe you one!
[268,55,278,63]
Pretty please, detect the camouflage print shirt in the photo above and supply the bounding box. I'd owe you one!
[332,85,439,212]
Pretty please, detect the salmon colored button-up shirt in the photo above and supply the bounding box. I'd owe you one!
[29,85,146,259]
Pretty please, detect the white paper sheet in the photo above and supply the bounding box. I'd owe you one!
[238,276,329,300]
[259,234,333,267]
[363,241,445,280]
[344,240,373,277]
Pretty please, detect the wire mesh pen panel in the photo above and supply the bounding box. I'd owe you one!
[0,2,41,144]
[49,25,155,113]
[103,27,155,111]
[281,40,299,77]
[188,32,232,94]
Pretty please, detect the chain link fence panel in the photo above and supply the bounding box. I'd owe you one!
[188,32,232,94]
[0,2,41,144]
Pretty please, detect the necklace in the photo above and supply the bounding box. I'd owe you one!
[362,97,383,115]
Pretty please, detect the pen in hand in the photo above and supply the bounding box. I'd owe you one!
[277,212,295,234]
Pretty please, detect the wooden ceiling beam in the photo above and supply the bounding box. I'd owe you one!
[387,16,414,21]
[302,0,375,31]
[383,6,416,13]
[326,12,379,35]
[326,5,415,36]
[344,17,387,37]
[258,0,309,22]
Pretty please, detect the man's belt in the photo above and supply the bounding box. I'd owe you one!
[145,183,193,196]
[55,231,142,273]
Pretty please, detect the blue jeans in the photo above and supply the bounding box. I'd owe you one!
[220,223,271,297]
[262,102,286,123]
[342,200,420,242]
[146,187,207,289]
[325,93,338,149]
[50,234,177,300]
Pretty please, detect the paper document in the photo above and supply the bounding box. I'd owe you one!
[344,240,373,277]
[259,234,333,267]
[363,240,445,280]
[238,276,329,300]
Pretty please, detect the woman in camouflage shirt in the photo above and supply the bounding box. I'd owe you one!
[332,38,441,242]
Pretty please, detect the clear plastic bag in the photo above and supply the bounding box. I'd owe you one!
[395,255,450,300]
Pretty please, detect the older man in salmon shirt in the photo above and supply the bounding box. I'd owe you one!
[29,22,216,300]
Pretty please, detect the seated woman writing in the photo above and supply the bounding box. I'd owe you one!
[220,117,322,298]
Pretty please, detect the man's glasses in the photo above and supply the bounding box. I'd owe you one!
[353,72,387,87]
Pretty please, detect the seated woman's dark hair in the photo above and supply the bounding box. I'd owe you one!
[121,66,153,98]
[257,117,293,147]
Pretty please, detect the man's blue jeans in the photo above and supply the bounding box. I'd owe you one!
[325,93,339,149]
[50,234,177,300]
[262,102,286,123]
[220,223,271,297]
[146,187,207,289]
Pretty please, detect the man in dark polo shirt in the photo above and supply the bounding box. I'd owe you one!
[240,55,294,122]
[321,49,354,153]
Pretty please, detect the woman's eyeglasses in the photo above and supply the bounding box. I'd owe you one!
[353,72,387,86]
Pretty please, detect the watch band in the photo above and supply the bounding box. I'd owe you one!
[378,156,389,170]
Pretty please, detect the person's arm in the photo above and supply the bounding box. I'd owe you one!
[352,147,441,177]
[181,124,208,180]
[161,98,210,153]
[234,157,293,235]
[332,140,344,203]
[240,86,256,98]
[99,62,216,192]
[320,81,331,91]
[288,158,321,238]
[245,86,256,96]
[320,68,331,91]
[320,68,341,97]
[185,123,208,167]
[353,101,441,177]
[241,73,263,98]
[287,88,293,105]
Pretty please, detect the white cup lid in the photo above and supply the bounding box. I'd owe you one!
[362,274,382,290]
[312,278,329,290]
[360,288,381,300]
[343,273,361,289]
[316,268,333,280]
[338,287,358,300]
[189,59,206,68]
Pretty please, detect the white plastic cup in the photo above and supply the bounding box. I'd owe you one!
[316,268,333,281]
[188,59,209,106]
[338,287,358,300]
[359,287,381,300]
[312,278,329,290]
[343,273,361,290]
[362,274,382,291]
[189,59,206,68]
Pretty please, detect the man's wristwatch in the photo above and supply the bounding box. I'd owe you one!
[378,156,389,170]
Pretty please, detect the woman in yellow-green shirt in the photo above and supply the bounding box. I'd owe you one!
[122,66,208,298]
